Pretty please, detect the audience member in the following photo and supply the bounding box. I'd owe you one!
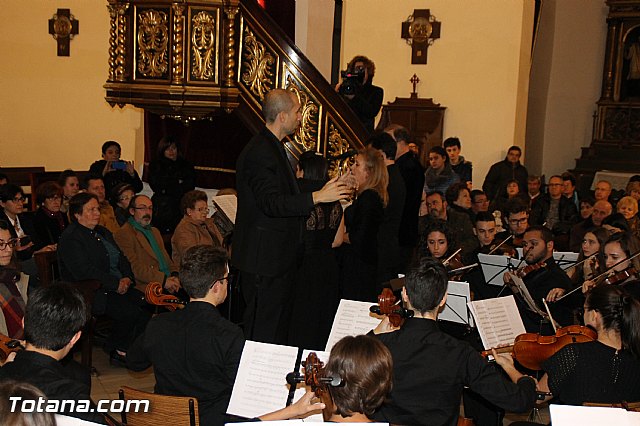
[89,140,143,195]
[421,190,475,256]
[617,195,640,240]
[562,172,580,211]
[579,196,596,220]
[109,182,135,227]
[114,194,180,294]
[336,55,383,134]
[470,189,490,222]
[603,213,631,234]
[446,182,473,222]
[127,245,245,426]
[423,146,460,194]
[0,284,105,424]
[626,180,640,202]
[482,146,528,202]
[58,193,150,364]
[367,132,406,282]
[569,198,610,252]
[386,124,424,269]
[490,179,529,220]
[443,137,472,188]
[32,181,68,248]
[530,175,579,251]
[171,190,223,267]
[594,180,613,203]
[57,169,80,214]
[0,220,26,339]
[148,136,196,234]
[372,258,536,426]
[82,174,119,234]
[527,175,542,205]
[340,147,388,302]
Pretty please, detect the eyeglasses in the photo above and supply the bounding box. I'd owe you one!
[509,218,528,225]
[132,205,153,211]
[0,239,17,250]
[211,273,232,287]
[10,197,25,203]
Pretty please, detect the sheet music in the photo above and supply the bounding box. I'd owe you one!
[440,281,473,326]
[467,296,526,350]
[212,194,237,224]
[478,253,517,286]
[325,299,381,352]
[506,272,549,318]
[227,341,298,419]
[549,404,640,426]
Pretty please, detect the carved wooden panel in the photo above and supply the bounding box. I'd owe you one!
[134,7,170,80]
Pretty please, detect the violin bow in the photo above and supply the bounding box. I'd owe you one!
[542,298,559,332]
[487,234,513,255]
[443,248,462,265]
[556,250,640,302]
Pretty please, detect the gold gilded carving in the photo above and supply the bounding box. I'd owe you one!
[137,9,169,78]
[107,3,129,82]
[172,4,185,84]
[191,11,217,80]
[224,7,238,87]
[241,27,275,100]
[328,124,352,178]
[286,76,318,151]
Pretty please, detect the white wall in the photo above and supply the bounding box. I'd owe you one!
[0,1,144,172]
[295,0,335,81]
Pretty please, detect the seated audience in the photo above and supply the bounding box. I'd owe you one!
[0,284,105,424]
[490,179,529,219]
[372,258,536,426]
[420,190,476,256]
[82,174,119,234]
[562,171,580,211]
[617,195,640,240]
[127,245,245,426]
[58,169,80,214]
[603,212,631,234]
[340,147,387,302]
[423,146,460,195]
[114,195,180,294]
[148,136,196,234]
[58,193,150,364]
[626,179,640,202]
[171,190,223,267]
[496,285,640,407]
[0,220,26,339]
[446,182,473,221]
[570,199,612,252]
[482,146,528,202]
[579,196,596,220]
[109,183,135,227]
[530,174,579,251]
[527,175,542,205]
[32,181,68,248]
[443,137,472,189]
[594,180,613,203]
[89,140,142,195]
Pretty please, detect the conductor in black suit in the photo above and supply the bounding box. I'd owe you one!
[233,88,350,344]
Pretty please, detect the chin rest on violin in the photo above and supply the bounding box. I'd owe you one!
[0,333,23,363]
[481,325,596,370]
[145,282,187,311]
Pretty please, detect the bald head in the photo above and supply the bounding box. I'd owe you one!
[591,200,612,226]
[594,180,612,201]
[263,89,295,123]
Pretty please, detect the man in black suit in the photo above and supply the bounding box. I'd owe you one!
[233,88,349,344]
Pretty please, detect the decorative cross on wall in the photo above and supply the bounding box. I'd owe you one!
[410,74,420,98]
[48,9,79,57]
[401,9,441,64]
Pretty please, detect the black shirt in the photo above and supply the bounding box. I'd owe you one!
[0,350,106,424]
[372,318,536,426]
[396,151,425,248]
[543,341,640,405]
[127,301,245,426]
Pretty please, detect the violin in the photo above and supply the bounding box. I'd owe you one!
[483,236,517,258]
[601,267,638,286]
[370,288,414,327]
[515,261,547,279]
[144,282,187,311]
[441,249,469,281]
[287,352,339,421]
[0,333,24,363]
[481,325,596,370]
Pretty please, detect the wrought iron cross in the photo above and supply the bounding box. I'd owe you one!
[410,74,420,98]
[401,9,441,64]
[48,9,79,57]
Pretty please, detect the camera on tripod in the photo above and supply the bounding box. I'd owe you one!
[339,68,365,96]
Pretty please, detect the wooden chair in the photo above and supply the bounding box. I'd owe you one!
[584,401,640,411]
[33,250,59,287]
[0,166,45,210]
[118,386,199,426]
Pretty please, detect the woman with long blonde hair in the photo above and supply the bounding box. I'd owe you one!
[339,147,389,302]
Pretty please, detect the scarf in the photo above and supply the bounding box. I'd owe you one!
[0,267,26,339]
[128,217,170,276]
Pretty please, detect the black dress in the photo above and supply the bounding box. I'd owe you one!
[340,189,383,302]
[32,207,68,248]
[288,179,343,350]
[148,156,196,233]
[543,340,640,405]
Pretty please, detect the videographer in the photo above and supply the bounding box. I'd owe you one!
[336,55,384,135]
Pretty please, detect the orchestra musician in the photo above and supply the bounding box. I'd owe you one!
[418,219,468,275]
[582,232,640,299]
[495,198,531,249]
[494,285,640,407]
[502,226,573,332]
[371,258,536,426]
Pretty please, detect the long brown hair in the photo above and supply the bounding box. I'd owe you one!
[356,147,388,207]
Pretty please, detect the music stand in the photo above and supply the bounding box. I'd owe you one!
[440,280,474,327]
[478,253,519,287]
[553,251,579,270]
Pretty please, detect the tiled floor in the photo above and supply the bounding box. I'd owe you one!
[85,346,549,425]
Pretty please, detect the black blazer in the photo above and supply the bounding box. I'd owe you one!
[232,127,314,277]
[58,221,135,312]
